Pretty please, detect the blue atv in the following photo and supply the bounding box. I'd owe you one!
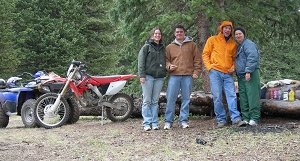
[0,73,40,128]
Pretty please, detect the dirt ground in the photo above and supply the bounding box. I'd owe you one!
[1,115,300,161]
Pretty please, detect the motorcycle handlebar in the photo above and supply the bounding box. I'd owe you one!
[17,72,34,78]
[71,60,83,67]
[71,60,87,69]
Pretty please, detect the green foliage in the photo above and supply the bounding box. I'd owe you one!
[260,42,300,82]
[14,0,87,75]
[0,0,299,94]
[226,0,300,82]
[111,0,300,94]
[12,0,118,76]
[81,0,119,75]
[0,0,19,78]
[110,0,204,94]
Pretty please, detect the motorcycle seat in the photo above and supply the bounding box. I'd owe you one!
[91,75,135,84]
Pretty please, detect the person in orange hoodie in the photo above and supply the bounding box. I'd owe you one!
[202,21,243,128]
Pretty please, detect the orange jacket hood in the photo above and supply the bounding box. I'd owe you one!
[218,21,233,33]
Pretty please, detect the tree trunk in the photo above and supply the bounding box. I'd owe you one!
[196,12,211,93]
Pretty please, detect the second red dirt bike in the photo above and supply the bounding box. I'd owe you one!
[34,61,136,129]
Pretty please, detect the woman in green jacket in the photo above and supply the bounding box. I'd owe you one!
[138,27,166,131]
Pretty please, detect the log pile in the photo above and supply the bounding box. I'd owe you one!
[79,90,300,118]
[79,91,214,117]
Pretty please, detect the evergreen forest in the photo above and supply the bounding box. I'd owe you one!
[0,0,299,94]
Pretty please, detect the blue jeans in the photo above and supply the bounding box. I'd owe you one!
[164,75,192,124]
[209,69,240,123]
[141,75,164,128]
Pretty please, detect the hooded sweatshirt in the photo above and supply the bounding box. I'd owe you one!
[165,36,201,76]
[202,21,237,73]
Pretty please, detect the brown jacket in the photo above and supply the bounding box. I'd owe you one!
[166,37,201,76]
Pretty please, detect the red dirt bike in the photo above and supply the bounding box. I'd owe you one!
[34,60,136,129]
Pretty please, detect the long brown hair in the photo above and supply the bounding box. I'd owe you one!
[149,27,163,42]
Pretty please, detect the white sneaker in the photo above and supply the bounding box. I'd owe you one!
[249,120,258,126]
[144,126,151,131]
[164,123,171,130]
[181,122,189,129]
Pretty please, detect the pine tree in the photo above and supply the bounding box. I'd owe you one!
[0,0,19,78]
[14,0,87,74]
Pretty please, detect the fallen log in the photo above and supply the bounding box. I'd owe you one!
[156,91,214,117]
[78,91,300,118]
[260,99,300,117]
[79,91,214,117]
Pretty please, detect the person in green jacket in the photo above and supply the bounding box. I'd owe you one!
[138,27,167,131]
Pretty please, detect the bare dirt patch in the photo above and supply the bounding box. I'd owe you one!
[1,115,300,161]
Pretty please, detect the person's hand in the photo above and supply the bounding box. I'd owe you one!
[140,78,145,84]
[245,73,251,81]
[228,68,235,75]
[169,64,178,71]
[192,74,198,79]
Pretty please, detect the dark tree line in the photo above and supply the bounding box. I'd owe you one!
[0,0,299,95]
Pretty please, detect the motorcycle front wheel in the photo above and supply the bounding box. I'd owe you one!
[34,93,70,129]
[106,93,133,122]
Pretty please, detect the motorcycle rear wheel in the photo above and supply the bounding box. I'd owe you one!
[106,93,133,122]
[34,93,70,129]
[21,99,38,128]
[0,106,9,128]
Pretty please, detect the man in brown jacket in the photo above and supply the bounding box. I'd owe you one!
[164,24,201,130]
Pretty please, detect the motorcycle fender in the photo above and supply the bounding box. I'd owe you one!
[69,82,81,97]
[105,81,126,95]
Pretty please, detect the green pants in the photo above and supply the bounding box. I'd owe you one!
[237,69,261,121]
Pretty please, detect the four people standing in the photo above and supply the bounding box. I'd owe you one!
[234,27,261,126]
[163,24,201,130]
[138,27,167,131]
[138,22,260,131]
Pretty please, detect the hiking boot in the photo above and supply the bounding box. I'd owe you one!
[249,120,258,126]
[217,122,226,128]
[237,120,248,127]
[232,118,242,125]
[232,118,247,127]
[144,126,151,131]
[181,122,189,129]
[164,122,171,130]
